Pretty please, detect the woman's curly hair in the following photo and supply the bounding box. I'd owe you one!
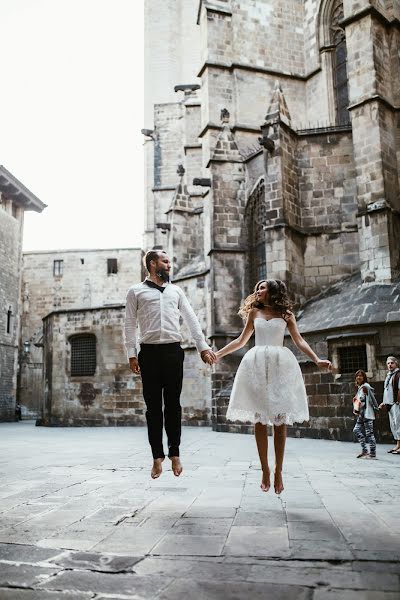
[238,279,293,320]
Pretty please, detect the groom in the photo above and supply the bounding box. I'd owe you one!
[124,249,216,478]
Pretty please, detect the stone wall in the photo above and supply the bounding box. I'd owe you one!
[0,197,23,421]
[144,0,201,128]
[42,306,144,426]
[20,248,142,417]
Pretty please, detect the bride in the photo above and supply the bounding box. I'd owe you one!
[216,279,332,494]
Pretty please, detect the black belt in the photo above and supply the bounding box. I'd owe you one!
[140,342,181,349]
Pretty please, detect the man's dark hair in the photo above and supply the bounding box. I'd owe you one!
[144,249,166,272]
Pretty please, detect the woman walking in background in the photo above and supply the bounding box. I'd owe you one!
[215,279,331,495]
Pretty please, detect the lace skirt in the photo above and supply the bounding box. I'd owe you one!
[226,345,309,426]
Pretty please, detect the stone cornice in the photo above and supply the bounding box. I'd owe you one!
[263,221,358,237]
[198,122,261,138]
[340,6,400,30]
[198,60,320,82]
[348,94,400,113]
[208,247,246,255]
[0,165,46,212]
[172,268,210,283]
[44,304,125,320]
[197,0,232,25]
[152,186,177,192]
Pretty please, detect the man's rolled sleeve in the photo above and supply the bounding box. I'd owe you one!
[178,289,210,354]
[124,288,138,359]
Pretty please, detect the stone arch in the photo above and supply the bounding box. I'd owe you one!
[318,0,350,125]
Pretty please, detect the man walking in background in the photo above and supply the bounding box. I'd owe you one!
[124,250,216,479]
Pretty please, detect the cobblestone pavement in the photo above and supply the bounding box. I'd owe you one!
[0,422,399,599]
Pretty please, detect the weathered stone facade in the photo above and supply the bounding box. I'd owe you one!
[42,306,145,426]
[0,166,46,421]
[143,0,400,440]
[20,248,142,420]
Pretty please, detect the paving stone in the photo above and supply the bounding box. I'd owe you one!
[249,563,400,590]
[224,526,290,558]
[287,521,343,541]
[183,506,237,518]
[289,539,353,560]
[313,591,400,600]
[151,533,226,556]
[92,527,166,555]
[0,563,60,588]
[133,556,252,580]
[170,517,233,536]
[39,570,172,596]
[0,542,61,563]
[50,550,143,572]
[157,579,311,600]
[0,590,93,600]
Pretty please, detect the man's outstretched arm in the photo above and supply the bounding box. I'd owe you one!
[124,288,140,373]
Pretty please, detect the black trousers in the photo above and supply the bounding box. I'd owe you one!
[138,342,184,459]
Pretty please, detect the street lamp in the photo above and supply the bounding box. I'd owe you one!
[23,340,31,354]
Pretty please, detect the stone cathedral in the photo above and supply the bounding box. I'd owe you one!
[143,0,400,441]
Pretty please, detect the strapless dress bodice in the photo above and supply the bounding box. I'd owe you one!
[254,317,286,347]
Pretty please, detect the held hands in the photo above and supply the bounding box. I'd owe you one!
[316,359,333,371]
[200,349,217,365]
[129,357,140,374]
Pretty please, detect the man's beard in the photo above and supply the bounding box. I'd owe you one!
[156,268,170,283]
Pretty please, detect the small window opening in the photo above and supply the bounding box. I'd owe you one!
[53,260,64,276]
[107,258,118,275]
[6,307,12,334]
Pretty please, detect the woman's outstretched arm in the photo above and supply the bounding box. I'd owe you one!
[286,313,331,369]
[216,310,256,360]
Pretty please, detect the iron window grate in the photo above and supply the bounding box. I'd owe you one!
[70,334,96,377]
[339,345,367,374]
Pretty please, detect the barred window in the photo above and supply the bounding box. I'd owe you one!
[70,334,96,377]
[107,258,118,275]
[53,260,64,277]
[339,345,367,374]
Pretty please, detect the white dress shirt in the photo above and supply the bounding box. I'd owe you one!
[124,280,210,359]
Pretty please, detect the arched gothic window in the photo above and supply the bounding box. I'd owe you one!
[246,180,266,289]
[330,0,349,125]
[320,0,350,126]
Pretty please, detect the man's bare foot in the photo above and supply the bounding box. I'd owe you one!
[170,456,183,477]
[151,458,164,479]
[260,468,270,492]
[274,469,284,494]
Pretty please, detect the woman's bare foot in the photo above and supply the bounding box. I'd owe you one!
[151,458,164,479]
[170,456,183,477]
[260,468,270,492]
[274,469,284,494]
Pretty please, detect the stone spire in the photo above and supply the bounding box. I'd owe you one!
[167,164,191,213]
[209,109,242,164]
[264,81,291,127]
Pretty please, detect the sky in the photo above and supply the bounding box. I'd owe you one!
[0,0,144,251]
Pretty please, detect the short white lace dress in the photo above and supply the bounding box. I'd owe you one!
[226,317,309,426]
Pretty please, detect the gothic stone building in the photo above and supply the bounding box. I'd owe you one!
[143,0,400,441]
[0,165,46,421]
[20,248,144,425]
